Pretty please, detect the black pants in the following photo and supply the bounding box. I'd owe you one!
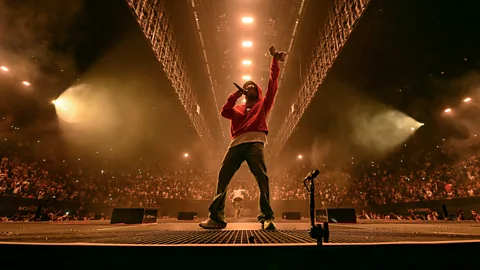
[208,142,274,223]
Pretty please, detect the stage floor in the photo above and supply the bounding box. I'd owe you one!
[1,219,480,246]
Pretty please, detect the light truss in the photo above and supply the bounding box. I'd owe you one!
[267,0,307,124]
[125,0,215,151]
[270,0,371,156]
[189,0,226,143]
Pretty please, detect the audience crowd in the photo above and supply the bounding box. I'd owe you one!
[1,133,480,221]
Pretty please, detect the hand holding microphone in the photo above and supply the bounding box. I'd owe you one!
[233,82,247,95]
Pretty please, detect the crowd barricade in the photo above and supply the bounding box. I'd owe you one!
[2,195,480,219]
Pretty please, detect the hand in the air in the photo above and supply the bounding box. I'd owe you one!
[274,51,287,62]
[268,45,287,62]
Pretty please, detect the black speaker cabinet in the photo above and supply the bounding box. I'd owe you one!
[143,209,158,223]
[178,212,197,220]
[110,208,158,224]
[327,208,357,223]
[282,212,301,220]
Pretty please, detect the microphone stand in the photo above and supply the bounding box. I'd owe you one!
[303,169,329,246]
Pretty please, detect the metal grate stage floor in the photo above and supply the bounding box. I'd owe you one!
[2,220,480,269]
[1,219,480,246]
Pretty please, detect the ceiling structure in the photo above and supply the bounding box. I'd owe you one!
[186,0,308,144]
[125,0,372,156]
[125,0,215,154]
[269,0,371,156]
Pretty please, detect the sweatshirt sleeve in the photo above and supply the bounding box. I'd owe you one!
[264,58,280,113]
[220,91,242,119]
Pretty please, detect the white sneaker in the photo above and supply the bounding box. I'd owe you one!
[199,218,227,229]
[262,219,276,230]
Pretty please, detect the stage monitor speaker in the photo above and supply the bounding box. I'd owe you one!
[178,212,197,220]
[143,209,158,224]
[282,212,301,220]
[327,208,357,223]
[110,208,158,224]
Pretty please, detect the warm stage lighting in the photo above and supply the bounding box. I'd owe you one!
[184,153,189,157]
[52,98,69,111]
[444,108,452,113]
[0,66,8,71]
[463,97,471,102]
[242,17,253,23]
[297,154,303,160]
[53,85,90,123]
[22,81,30,86]
[242,41,252,47]
[242,75,251,81]
[349,105,422,156]
[242,60,252,65]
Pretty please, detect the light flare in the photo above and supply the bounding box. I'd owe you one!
[242,17,253,23]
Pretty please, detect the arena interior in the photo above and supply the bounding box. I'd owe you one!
[1,0,480,268]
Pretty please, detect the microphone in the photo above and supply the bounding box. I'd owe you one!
[233,82,246,95]
[303,169,320,182]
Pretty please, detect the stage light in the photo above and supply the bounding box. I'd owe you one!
[463,97,471,102]
[242,41,252,47]
[242,75,251,80]
[0,66,8,71]
[184,153,189,157]
[242,60,252,65]
[444,108,451,113]
[51,98,70,111]
[297,154,303,160]
[22,81,30,86]
[242,17,253,23]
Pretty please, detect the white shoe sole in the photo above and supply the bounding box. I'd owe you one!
[199,223,227,229]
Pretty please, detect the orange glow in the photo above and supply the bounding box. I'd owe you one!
[242,60,252,65]
[242,17,253,23]
[242,41,252,47]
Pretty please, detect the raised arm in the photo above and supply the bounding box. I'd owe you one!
[264,57,281,113]
[220,91,243,119]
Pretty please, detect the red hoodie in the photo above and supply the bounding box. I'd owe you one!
[220,58,280,139]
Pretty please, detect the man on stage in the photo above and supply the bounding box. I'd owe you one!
[231,187,248,218]
[200,45,286,230]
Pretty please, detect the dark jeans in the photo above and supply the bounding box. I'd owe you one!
[208,142,274,223]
